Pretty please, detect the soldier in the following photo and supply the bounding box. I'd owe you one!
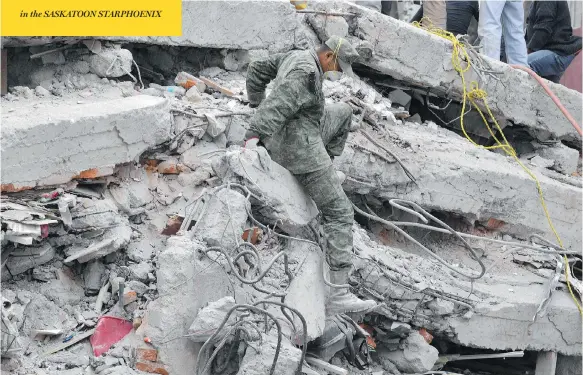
[244,36,377,315]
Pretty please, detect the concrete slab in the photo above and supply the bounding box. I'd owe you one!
[353,226,583,356]
[216,147,319,233]
[2,1,300,52]
[337,123,582,250]
[308,1,583,142]
[1,96,171,191]
[284,242,326,343]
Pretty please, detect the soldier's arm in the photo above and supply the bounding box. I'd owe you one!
[249,69,313,138]
[246,54,285,106]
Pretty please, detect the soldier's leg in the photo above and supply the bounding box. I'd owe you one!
[296,165,377,314]
[296,165,353,269]
[320,103,353,158]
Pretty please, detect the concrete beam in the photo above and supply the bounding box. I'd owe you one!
[337,123,582,250]
[1,1,300,52]
[353,226,583,356]
[309,1,583,142]
[1,96,171,191]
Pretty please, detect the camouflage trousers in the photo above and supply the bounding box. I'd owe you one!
[295,103,354,270]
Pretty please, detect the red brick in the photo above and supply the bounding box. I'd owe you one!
[0,183,33,193]
[136,348,158,362]
[136,361,169,375]
[123,291,137,305]
[485,218,505,230]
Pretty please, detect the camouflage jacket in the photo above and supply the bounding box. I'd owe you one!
[246,49,329,174]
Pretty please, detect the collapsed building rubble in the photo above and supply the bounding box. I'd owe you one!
[1,1,582,375]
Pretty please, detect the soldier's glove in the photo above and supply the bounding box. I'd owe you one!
[244,130,263,148]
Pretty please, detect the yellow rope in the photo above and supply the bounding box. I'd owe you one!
[413,18,583,316]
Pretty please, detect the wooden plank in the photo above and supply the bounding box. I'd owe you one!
[42,328,95,356]
[305,357,348,375]
[198,76,235,97]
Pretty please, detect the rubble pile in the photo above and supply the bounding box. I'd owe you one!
[1,1,582,375]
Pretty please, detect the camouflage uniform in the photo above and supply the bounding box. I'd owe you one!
[246,48,354,270]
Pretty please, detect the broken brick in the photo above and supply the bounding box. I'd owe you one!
[123,290,137,305]
[485,218,505,230]
[242,227,262,244]
[136,361,169,375]
[161,216,184,236]
[137,348,158,362]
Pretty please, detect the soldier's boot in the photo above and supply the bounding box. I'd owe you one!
[326,268,377,315]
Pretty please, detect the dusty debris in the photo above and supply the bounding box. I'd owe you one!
[378,330,439,373]
[1,2,581,375]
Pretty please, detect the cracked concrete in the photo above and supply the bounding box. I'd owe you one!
[337,122,582,250]
[308,1,583,142]
[2,1,301,52]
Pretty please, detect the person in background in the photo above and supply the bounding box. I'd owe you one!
[525,0,582,83]
[478,0,528,66]
[421,0,447,29]
[447,1,480,37]
[410,1,447,30]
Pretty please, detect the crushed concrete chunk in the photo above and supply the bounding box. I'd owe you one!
[308,1,582,142]
[379,331,439,373]
[187,296,236,342]
[87,48,133,78]
[1,96,171,190]
[2,243,55,281]
[193,187,249,251]
[237,335,302,375]
[536,143,580,175]
[216,148,318,233]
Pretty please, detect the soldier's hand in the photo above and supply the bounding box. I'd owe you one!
[248,103,259,109]
[244,130,262,148]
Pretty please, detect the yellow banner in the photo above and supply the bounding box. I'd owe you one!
[1,0,182,36]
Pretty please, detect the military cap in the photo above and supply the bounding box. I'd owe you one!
[324,35,360,77]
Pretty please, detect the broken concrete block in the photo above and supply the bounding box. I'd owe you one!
[284,242,326,343]
[222,50,250,71]
[140,237,238,375]
[64,224,132,263]
[337,126,582,250]
[180,141,223,171]
[529,155,555,169]
[427,299,455,315]
[87,48,133,78]
[20,291,75,337]
[388,89,411,109]
[237,335,302,375]
[184,86,202,103]
[187,296,236,342]
[193,187,249,251]
[536,143,579,175]
[2,244,55,281]
[128,262,153,283]
[127,280,149,296]
[307,14,349,39]
[1,96,171,191]
[379,331,439,374]
[216,148,319,233]
[34,86,50,97]
[83,260,106,296]
[308,1,582,142]
[177,167,212,187]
